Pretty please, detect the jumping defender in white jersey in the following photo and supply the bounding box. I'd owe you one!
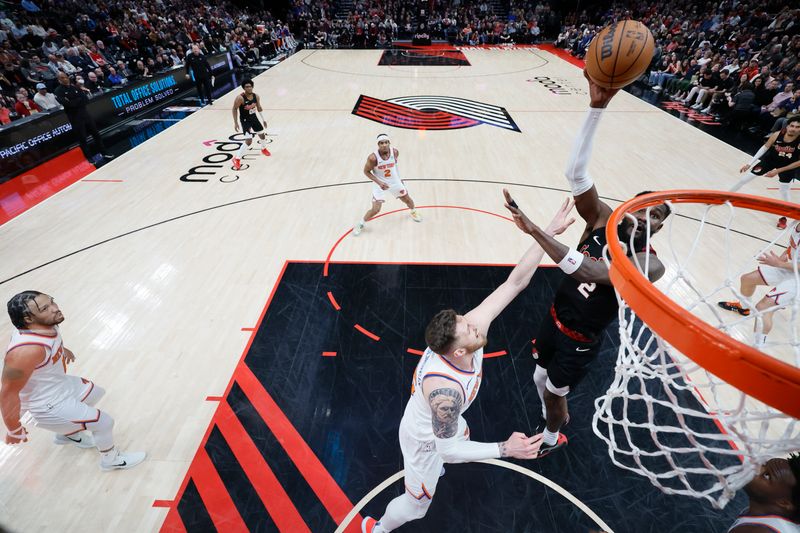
[353,134,422,237]
[361,193,576,532]
[1,291,145,471]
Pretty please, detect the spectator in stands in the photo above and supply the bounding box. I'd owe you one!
[0,99,11,124]
[53,71,112,161]
[83,71,101,94]
[726,81,757,129]
[106,67,125,86]
[33,82,58,110]
[13,87,39,116]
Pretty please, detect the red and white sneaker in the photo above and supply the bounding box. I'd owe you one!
[361,516,377,533]
[532,432,568,459]
[232,157,242,170]
[260,147,271,156]
[777,217,788,230]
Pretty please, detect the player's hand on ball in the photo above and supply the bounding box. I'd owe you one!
[503,189,538,235]
[544,197,576,236]
[5,426,28,445]
[501,431,542,459]
[583,70,619,108]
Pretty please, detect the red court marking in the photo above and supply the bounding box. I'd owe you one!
[406,348,424,355]
[354,324,381,341]
[160,508,187,533]
[152,500,174,508]
[322,351,337,357]
[0,147,94,226]
[202,139,217,146]
[484,350,508,358]
[241,327,255,331]
[215,401,311,532]
[205,396,224,401]
[326,291,341,310]
[81,179,123,182]
[323,205,514,278]
[534,44,585,68]
[159,261,291,529]
[191,449,248,532]
[767,187,800,190]
[236,364,362,530]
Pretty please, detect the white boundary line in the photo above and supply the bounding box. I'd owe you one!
[334,458,615,532]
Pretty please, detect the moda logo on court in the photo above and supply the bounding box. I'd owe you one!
[178,133,273,183]
[526,76,586,96]
[352,95,520,132]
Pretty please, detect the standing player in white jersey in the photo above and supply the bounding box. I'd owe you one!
[361,193,576,533]
[718,219,800,347]
[1,291,145,471]
[353,134,422,237]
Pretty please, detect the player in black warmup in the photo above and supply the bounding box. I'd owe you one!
[731,115,800,229]
[231,78,270,170]
[503,72,672,457]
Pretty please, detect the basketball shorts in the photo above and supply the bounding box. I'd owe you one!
[759,264,799,305]
[372,178,408,202]
[26,376,100,434]
[398,416,470,501]
[241,117,264,137]
[751,162,798,182]
[533,311,602,392]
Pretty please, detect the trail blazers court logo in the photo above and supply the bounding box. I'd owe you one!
[353,95,520,132]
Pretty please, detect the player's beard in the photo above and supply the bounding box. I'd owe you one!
[50,311,65,326]
[618,218,650,252]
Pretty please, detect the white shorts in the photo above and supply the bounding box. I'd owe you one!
[759,265,799,305]
[27,376,101,435]
[372,178,408,203]
[399,416,470,501]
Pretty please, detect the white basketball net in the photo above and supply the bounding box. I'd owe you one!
[592,199,800,509]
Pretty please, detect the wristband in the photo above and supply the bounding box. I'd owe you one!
[558,248,584,275]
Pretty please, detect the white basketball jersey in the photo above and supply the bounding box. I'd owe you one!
[728,515,800,533]
[6,327,70,410]
[371,149,400,183]
[401,346,484,442]
[786,219,800,261]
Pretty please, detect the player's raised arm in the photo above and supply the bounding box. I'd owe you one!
[565,73,621,234]
[423,377,540,462]
[463,193,575,334]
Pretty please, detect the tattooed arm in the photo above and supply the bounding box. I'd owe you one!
[424,378,541,462]
[1,345,41,444]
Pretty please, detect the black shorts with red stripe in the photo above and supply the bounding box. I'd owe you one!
[532,309,602,390]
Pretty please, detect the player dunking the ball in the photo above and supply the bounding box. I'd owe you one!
[353,134,421,237]
[504,72,671,457]
[231,78,270,171]
[1,291,145,471]
[361,195,576,532]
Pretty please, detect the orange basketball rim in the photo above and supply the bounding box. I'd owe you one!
[605,190,800,419]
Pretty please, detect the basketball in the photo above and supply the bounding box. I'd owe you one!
[585,21,655,89]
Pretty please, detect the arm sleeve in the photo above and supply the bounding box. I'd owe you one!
[564,108,604,196]
[750,145,769,166]
[434,436,500,463]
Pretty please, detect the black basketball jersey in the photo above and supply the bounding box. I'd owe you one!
[238,92,258,122]
[552,226,647,336]
[760,129,800,171]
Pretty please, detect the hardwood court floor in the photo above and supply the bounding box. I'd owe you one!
[0,47,793,532]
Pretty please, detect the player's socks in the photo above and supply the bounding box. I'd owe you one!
[542,428,559,446]
[755,332,768,348]
[258,137,271,156]
[779,181,791,203]
[236,142,248,158]
[730,172,756,192]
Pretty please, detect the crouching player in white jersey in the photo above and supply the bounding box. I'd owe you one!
[353,134,422,237]
[718,219,800,348]
[362,192,576,532]
[1,291,145,471]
